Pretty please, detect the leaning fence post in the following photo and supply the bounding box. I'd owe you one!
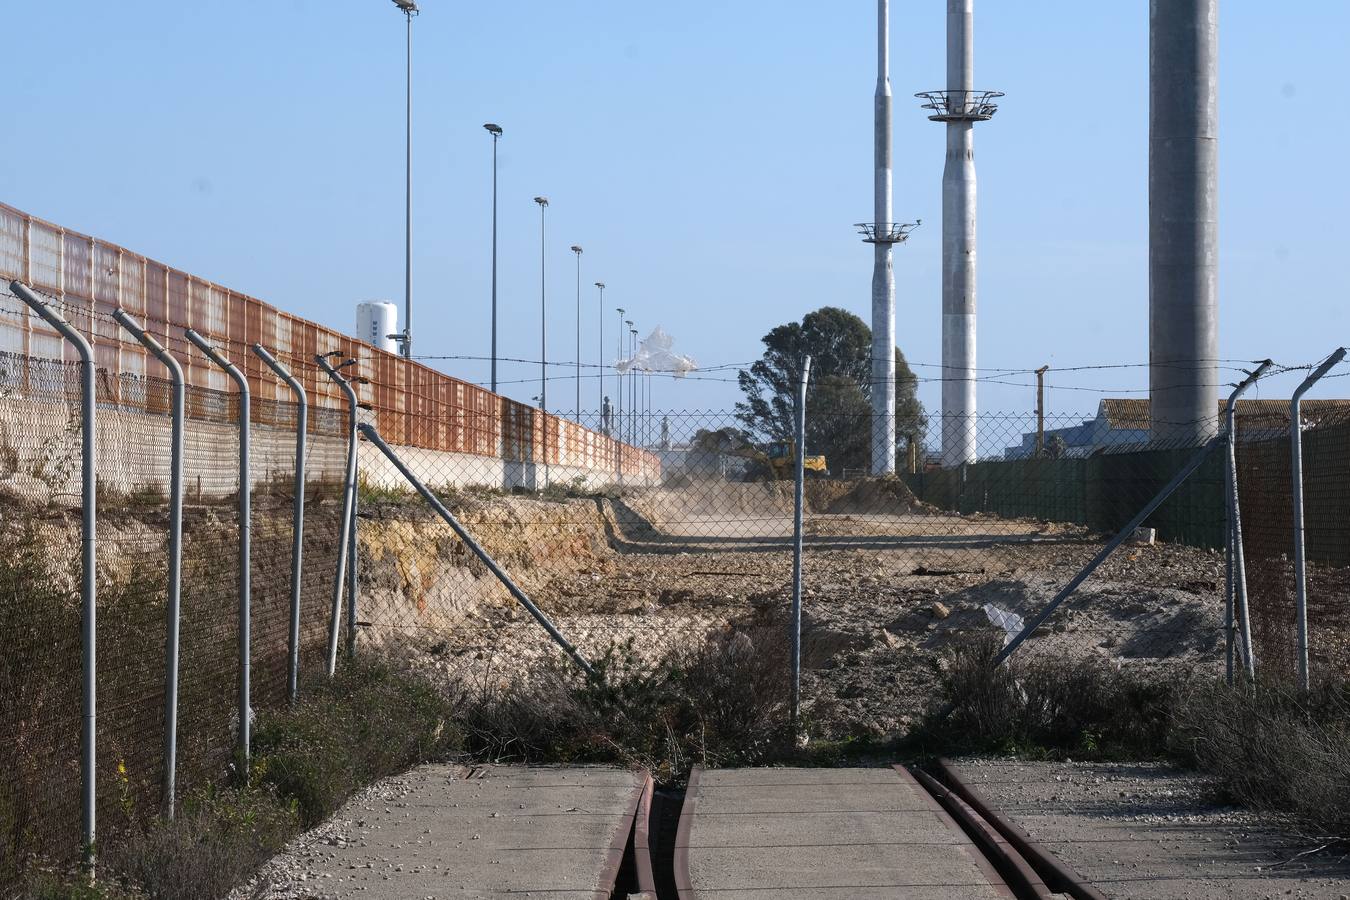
[1224,361,1272,684]
[790,356,812,733]
[185,330,251,763]
[113,309,185,819]
[1290,348,1346,691]
[253,345,307,703]
[10,281,98,868]
[316,354,360,671]
[358,422,597,677]
[993,362,1271,669]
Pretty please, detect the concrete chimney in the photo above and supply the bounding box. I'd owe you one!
[1149,0,1219,443]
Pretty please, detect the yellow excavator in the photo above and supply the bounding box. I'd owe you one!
[692,429,828,480]
[766,440,828,478]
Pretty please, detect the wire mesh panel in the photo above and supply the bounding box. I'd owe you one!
[0,344,348,888]
[1236,406,1350,683]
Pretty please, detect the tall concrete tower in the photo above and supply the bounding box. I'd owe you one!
[918,0,1000,466]
[857,0,919,477]
[1149,0,1219,443]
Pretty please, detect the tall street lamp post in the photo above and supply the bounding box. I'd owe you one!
[534,197,549,411]
[391,0,418,358]
[595,282,606,427]
[628,325,637,444]
[615,307,625,440]
[571,245,583,419]
[484,123,502,392]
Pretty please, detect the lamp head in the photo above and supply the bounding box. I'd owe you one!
[571,245,583,254]
[595,282,606,290]
[483,123,502,136]
[533,196,549,207]
[391,0,418,13]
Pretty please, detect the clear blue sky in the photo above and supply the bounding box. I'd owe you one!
[4,1,1347,426]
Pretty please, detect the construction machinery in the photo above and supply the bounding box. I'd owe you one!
[766,440,828,478]
[691,429,828,481]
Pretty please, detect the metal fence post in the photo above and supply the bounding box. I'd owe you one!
[253,345,308,703]
[10,282,98,867]
[185,330,251,762]
[112,309,185,819]
[358,422,597,677]
[1290,348,1346,691]
[1224,362,1273,684]
[790,355,812,732]
[316,354,360,671]
[994,362,1272,669]
[1224,438,1236,686]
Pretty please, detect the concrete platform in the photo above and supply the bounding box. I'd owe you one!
[674,766,1013,899]
[948,758,1350,900]
[236,764,649,899]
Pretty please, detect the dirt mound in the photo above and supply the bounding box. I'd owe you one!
[622,477,923,524]
[623,481,798,522]
[822,477,923,514]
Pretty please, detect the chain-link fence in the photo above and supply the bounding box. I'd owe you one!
[0,347,348,889]
[5,279,1349,891]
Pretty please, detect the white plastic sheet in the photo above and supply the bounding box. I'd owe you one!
[615,326,697,377]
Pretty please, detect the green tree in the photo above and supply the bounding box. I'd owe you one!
[735,306,925,471]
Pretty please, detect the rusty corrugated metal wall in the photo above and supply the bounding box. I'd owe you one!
[0,202,658,478]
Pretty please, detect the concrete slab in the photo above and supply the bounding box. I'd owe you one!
[949,758,1350,900]
[675,766,1013,900]
[234,764,649,899]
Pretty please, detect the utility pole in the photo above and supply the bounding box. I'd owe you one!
[917,0,1001,466]
[1034,365,1048,457]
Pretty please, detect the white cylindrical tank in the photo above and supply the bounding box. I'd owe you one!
[356,301,398,353]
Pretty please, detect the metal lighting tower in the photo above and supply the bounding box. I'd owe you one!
[391,0,418,358]
[856,0,919,476]
[534,197,550,411]
[484,123,502,392]
[916,0,1001,466]
[595,282,606,421]
[571,245,583,419]
[1149,0,1219,443]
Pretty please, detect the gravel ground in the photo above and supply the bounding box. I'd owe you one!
[374,499,1231,739]
[949,758,1350,900]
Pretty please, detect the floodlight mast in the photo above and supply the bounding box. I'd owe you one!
[856,0,921,476]
[916,0,1002,466]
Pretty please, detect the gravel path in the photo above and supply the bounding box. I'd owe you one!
[949,758,1350,899]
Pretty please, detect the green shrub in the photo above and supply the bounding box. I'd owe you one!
[102,788,295,900]
[250,659,460,826]
[911,635,1174,759]
[457,630,792,781]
